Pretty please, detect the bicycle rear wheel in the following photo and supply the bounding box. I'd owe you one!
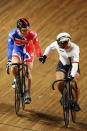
[63,88,69,128]
[15,81,21,115]
[71,109,76,123]
[69,85,76,123]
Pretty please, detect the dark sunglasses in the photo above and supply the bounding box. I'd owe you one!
[58,40,69,45]
[21,29,28,32]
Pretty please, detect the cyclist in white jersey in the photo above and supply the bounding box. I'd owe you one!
[39,32,80,111]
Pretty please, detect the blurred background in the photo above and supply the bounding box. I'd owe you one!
[0,0,87,130]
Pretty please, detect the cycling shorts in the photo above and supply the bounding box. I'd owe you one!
[56,60,80,75]
[12,49,34,63]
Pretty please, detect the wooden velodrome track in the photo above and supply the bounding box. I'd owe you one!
[0,0,87,130]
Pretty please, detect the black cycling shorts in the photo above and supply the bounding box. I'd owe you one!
[56,61,80,76]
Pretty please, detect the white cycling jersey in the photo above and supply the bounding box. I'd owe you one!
[43,41,80,77]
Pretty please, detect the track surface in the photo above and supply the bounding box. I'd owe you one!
[0,0,87,130]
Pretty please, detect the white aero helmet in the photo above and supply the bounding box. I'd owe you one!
[56,32,71,44]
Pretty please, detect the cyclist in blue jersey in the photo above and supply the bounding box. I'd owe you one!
[7,18,41,104]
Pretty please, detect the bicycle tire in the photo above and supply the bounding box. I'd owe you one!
[63,87,69,128]
[15,81,21,115]
[22,73,26,110]
[71,96,76,123]
[71,109,76,123]
[64,108,69,127]
[69,84,76,123]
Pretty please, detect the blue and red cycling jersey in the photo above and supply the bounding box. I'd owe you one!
[8,28,41,62]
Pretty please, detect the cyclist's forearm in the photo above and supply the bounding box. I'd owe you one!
[71,63,78,77]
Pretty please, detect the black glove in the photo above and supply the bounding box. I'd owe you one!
[6,60,11,74]
[6,60,11,67]
[39,55,47,64]
[66,75,74,81]
[39,56,44,63]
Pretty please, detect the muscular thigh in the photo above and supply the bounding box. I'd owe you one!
[25,62,33,79]
[56,71,66,85]
[27,62,33,70]
[12,57,19,63]
[56,71,66,80]
[56,71,66,93]
[11,57,19,71]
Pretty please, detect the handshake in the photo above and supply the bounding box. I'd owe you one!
[39,55,47,64]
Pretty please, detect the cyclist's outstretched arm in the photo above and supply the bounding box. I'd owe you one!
[39,41,57,64]
[43,41,57,56]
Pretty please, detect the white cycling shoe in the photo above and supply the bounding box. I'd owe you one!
[24,91,31,104]
[12,79,16,89]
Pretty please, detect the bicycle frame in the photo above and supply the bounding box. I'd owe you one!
[6,55,28,114]
[11,62,28,114]
[52,78,77,127]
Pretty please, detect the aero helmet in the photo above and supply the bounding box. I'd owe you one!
[56,32,71,44]
[17,18,30,29]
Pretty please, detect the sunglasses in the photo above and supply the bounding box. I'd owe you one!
[20,26,30,33]
[21,28,28,32]
[58,40,69,45]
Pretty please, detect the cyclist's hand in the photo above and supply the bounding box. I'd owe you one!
[6,60,11,74]
[39,55,47,64]
[7,60,11,67]
[39,56,43,63]
[67,75,74,81]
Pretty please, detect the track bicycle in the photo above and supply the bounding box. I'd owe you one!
[52,78,77,127]
[7,57,28,115]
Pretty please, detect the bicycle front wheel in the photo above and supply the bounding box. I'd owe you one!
[71,96,76,123]
[63,108,69,127]
[63,88,69,128]
[15,82,20,115]
[22,73,26,110]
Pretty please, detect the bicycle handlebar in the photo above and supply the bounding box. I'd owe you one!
[6,63,28,74]
[11,63,27,66]
[52,79,77,90]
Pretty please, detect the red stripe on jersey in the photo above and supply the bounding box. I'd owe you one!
[21,18,28,26]
[72,62,79,63]
[12,55,21,62]
[14,39,28,45]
